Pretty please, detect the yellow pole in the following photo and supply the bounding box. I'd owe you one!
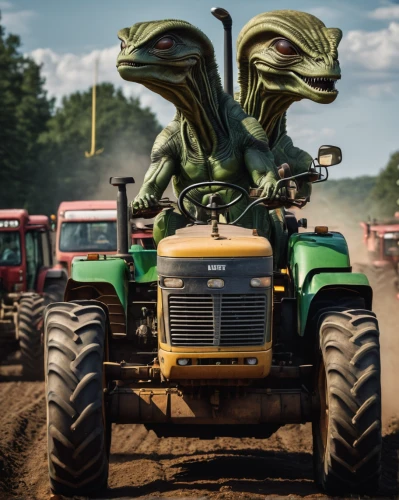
[85,58,104,157]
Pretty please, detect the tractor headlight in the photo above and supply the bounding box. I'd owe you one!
[163,278,184,288]
[177,358,191,366]
[245,357,258,365]
[207,279,224,288]
[250,277,271,288]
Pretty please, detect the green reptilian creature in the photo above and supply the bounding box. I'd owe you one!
[237,10,342,192]
[116,20,281,244]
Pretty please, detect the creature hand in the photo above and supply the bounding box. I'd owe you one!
[259,172,278,199]
[132,193,159,213]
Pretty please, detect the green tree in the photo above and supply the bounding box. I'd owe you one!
[37,83,162,212]
[370,151,399,218]
[0,17,53,208]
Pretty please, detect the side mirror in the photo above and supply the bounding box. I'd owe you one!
[318,145,342,167]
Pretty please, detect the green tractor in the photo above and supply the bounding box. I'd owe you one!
[44,146,381,497]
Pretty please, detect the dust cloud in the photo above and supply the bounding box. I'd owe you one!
[92,150,175,202]
[301,187,399,427]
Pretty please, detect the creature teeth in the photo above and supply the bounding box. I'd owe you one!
[299,74,337,92]
[119,61,146,68]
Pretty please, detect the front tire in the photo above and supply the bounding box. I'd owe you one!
[18,293,45,380]
[313,309,382,494]
[45,301,109,497]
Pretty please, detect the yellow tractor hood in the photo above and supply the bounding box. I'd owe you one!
[157,224,272,258]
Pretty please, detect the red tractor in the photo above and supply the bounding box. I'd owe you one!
[55,200,118,275]
[131,219,156,249]
[54,200,156,276]
[360,213,399,298]
[0,209,67,378]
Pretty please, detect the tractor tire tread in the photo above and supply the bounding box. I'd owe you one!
[314,308,382,494]
[45,301,108,496]
[18,293,45,380]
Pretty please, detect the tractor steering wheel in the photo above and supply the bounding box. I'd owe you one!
[177,181,249,223]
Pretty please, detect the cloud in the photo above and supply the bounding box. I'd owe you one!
[287,122,336,145]
[1,9,36,36]
[340,22,399,72]
[368,4,399,20]
[29,46,175,126]
[364,82,396,98]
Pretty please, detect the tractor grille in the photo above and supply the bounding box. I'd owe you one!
[169,295,214,346]
[168,294,266,347]
[220,294,267,345]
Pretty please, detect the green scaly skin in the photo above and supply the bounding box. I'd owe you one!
[237,10,342,190]
[116,19,280,240]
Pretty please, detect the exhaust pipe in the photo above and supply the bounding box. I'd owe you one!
[110,176,135,257]
[211,7,233,96]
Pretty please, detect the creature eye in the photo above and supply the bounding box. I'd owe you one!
[154,37,175,50]
[120,39,127,50]
[274,39,298,56]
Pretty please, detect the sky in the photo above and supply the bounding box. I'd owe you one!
[1,0,399,180]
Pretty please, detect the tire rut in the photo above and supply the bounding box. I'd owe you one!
[0,382,398,499]
[0,380,46,498]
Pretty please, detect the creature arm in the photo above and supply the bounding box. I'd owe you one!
[272,116,313,200]
[243,117,279,198]
[133,127,178,210]
[133,157,176,210]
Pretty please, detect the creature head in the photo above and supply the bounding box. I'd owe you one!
[117,19,221,105]
[237,10,342,111]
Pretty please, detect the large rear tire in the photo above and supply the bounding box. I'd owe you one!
[18,293,45,380]
[313,309,382,494]
[44,281,66,303]
[45,301,109,497]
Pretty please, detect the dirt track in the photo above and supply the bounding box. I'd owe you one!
[1,193,399,499]
[1,363,399,500]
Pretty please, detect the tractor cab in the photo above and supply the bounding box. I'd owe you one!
[0,210,55,297]
[361,217,399,266]
[55,200,118,275]
[361,214,399,297]
[0,209,67,375]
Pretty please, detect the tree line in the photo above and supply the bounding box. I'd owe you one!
[0,19,162,214]
[317,151,399,221]
[0,18,397,219]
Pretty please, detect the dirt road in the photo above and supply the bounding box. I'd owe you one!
[1,193,398,500]
[1,361,398,500]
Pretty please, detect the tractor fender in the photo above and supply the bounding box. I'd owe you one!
[289,231,351,289]
[288,232,372,335]
[70,257,129,309]
[36,267,68,293]
[64,278,126,339]
[298,272,372,335]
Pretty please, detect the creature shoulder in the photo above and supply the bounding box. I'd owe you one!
[241,115,270,144]
[151,118,181,161]
[223,95,270,147]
